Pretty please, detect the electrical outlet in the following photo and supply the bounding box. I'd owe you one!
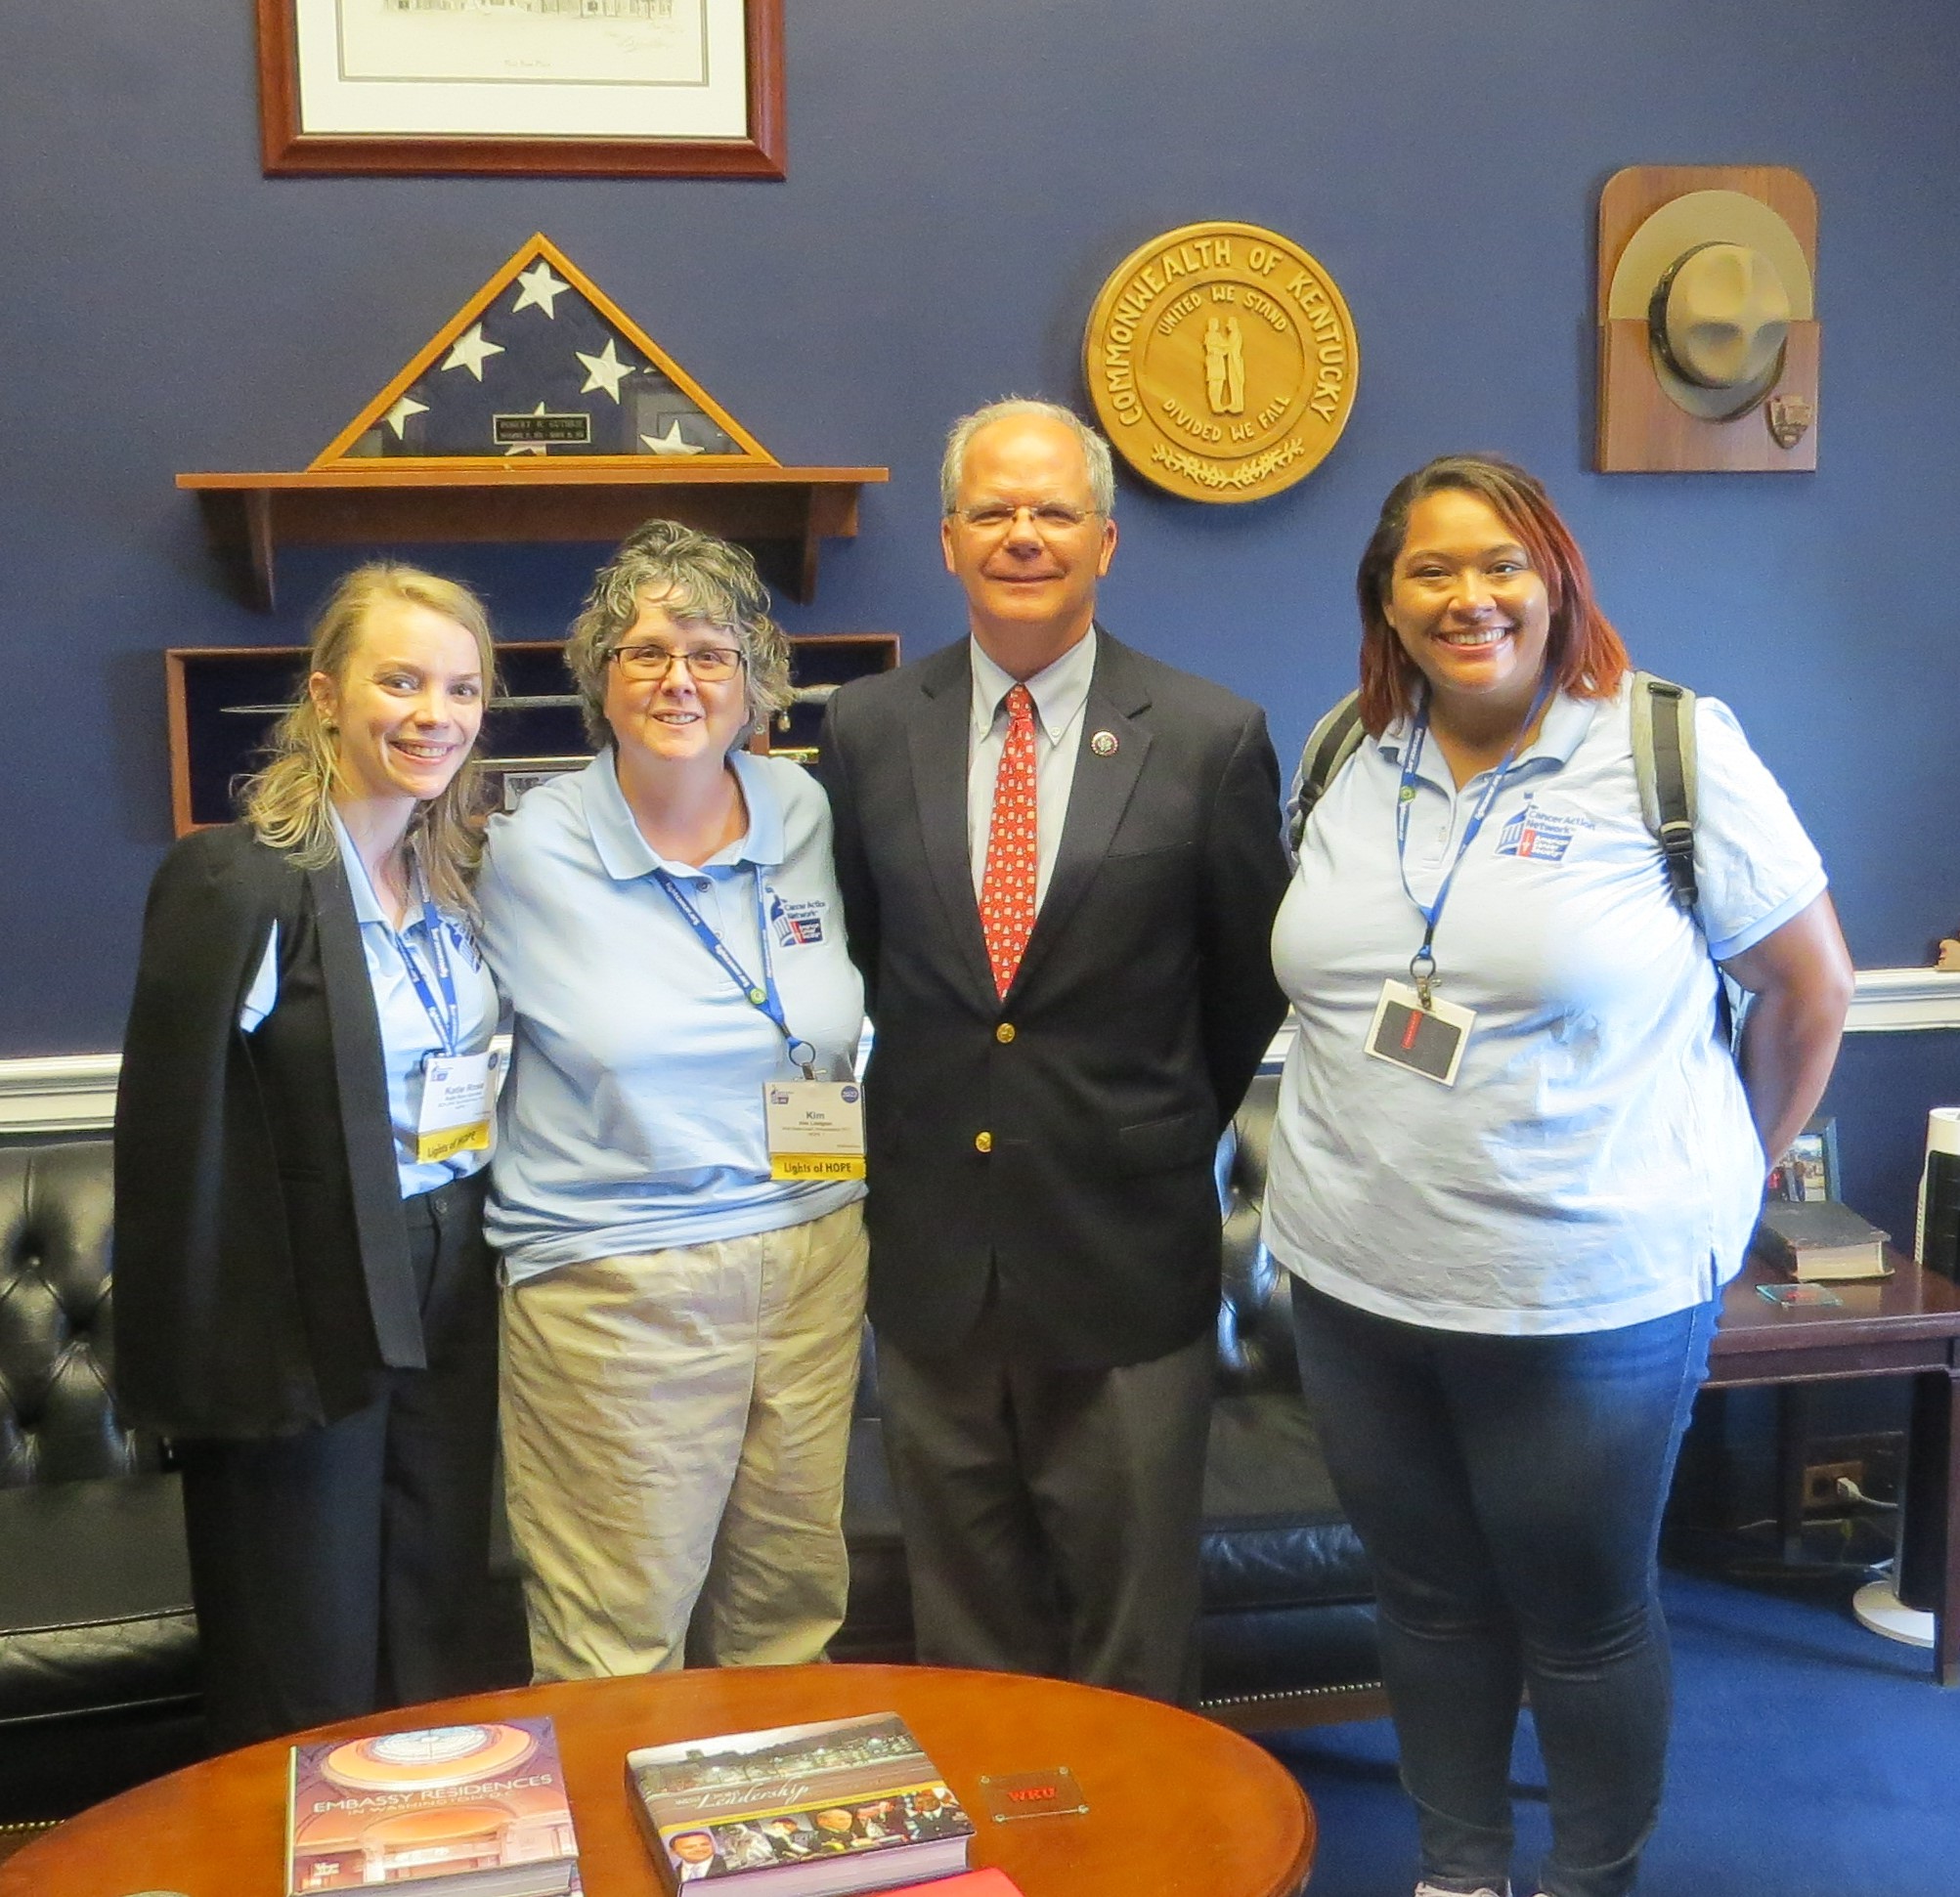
[1803,1459,1864,1512]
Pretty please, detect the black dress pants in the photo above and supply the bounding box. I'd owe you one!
[176,1172,500,1748]
[876,1295,1213,1704]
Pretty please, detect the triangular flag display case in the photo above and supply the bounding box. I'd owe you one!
[179,236,885,607]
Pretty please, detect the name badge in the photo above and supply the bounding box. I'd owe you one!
[763,1079,867,1181]
[1366,979,1474,1088]
[415,1051,498,1164]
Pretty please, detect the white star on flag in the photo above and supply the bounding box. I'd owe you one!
[511,261,569,318]
[383,393,429,441]
[505,403,551,457]
[640,419,705,456]
[442,323,505,382]
[576,337,634,402]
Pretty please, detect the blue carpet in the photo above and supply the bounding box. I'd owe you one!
[1264,1570,1960,1897]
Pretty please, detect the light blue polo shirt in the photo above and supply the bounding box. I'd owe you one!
[478,750,865,1282]
[239,810,499,1198]
[1263,681,1827,1334]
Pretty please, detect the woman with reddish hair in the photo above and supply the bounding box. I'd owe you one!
[1263,455,1852,1897]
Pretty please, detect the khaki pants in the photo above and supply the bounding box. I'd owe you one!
[501,1201,866,1680]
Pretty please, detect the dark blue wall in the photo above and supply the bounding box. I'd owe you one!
[3,2,1957,1225]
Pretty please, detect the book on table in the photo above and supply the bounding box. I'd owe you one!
[286,1717,580,1897]
[1750,1198,1892,1282]
[877,1872,1024,1896]
[625,1710,975,1895]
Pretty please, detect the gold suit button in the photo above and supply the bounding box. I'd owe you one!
[995,1023,1017,1044]
[975,1131,993,1154]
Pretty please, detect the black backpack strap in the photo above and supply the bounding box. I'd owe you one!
[1631,670,1699,914]
[1285,691,1367,863]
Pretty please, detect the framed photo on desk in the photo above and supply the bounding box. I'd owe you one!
[1771,1115,1841,1203]
[256,0,786,178]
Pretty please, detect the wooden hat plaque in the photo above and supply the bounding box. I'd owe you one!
[1596,166,1819,473]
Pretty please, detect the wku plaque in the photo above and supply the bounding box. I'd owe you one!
[1083,220,1359,503]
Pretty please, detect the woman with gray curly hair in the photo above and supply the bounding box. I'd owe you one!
[478,519,868,1680]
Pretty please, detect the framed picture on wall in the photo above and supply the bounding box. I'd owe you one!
[256,0,785,179]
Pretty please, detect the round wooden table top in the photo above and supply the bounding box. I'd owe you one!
[3,1663,1314,1897]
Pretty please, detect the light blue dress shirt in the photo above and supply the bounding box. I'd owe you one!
[239,810,499,1197]
[1263,682,1827,1335]
[477,750,866,1283]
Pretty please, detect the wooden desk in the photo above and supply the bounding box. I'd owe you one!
[1707,1248,1960,1684]
[0,1663,1314,1897]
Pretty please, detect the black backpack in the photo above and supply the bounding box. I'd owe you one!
[1284,671,1703,914]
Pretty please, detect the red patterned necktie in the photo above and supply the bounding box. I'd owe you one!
[979,683,1038,997]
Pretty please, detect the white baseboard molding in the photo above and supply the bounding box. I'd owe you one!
[6,968,1958,1138]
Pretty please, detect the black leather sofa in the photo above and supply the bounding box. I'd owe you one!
[0,1075,1379,1821]
[0,1142,202,1823]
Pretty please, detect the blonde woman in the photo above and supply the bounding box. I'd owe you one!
[114,564,505,1746]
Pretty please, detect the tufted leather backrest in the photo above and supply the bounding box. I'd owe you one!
[0,1141,158,1487]
[1214,1073,1300,1397]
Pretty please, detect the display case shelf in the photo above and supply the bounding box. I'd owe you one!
[165,631,898,836]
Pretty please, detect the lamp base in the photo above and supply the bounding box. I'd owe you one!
[1852,1577,1936,1649]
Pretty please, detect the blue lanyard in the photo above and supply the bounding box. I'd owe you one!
[1394,676,1553,1006]
[655,867,818,1079]
[396,870,464,1059]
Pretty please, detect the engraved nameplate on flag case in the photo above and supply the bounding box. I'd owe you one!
[494,411,592,447]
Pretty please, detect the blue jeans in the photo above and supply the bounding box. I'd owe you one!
[1291,1281,1717,1897]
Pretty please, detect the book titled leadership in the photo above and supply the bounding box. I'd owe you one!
[286,1718,580,1897]
[625,1711,975,1895]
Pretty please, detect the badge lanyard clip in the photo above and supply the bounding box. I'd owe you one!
[1394,675,1553,1012]
[397,866,463,1057]
[397,866,499,1165]
[655,867,820,1080]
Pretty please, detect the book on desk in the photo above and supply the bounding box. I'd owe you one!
[1750,1198,1892,1282]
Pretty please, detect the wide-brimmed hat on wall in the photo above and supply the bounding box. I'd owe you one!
[1605,188,1814,421]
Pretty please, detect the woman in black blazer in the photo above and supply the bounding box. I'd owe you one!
[113,565,506,1746]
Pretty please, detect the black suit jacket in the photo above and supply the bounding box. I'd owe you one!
[112,825,425,1439]
[816,627,1290,1367]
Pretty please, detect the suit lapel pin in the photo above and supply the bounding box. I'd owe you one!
[1090,730,1118,756]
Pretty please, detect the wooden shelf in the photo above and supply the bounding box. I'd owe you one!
[176,462,887,611]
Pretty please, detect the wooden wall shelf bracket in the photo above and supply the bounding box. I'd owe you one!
[176,463,886,611]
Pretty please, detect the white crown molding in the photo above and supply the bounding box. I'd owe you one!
[3,968,1957,1138]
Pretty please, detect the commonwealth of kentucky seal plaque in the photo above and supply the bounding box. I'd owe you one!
[1084,221,1358,503]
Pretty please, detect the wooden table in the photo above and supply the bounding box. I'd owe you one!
[1706,1248,1960,1684]
[0,1663,1314,1897]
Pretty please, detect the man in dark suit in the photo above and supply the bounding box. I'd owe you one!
[816,400,1289,1701]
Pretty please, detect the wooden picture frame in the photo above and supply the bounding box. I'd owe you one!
[256,0,785,179]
